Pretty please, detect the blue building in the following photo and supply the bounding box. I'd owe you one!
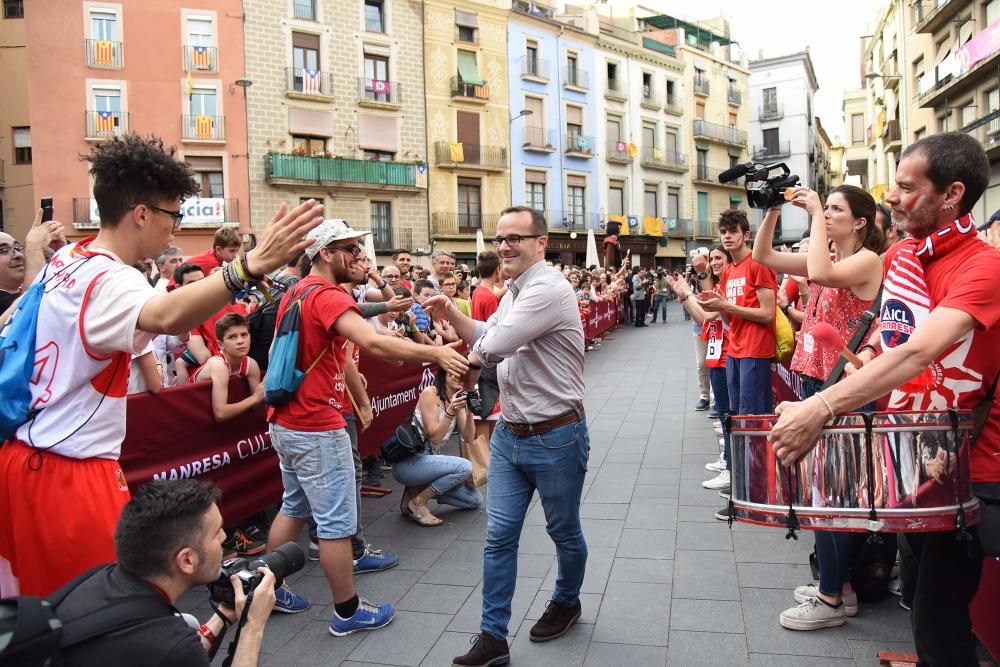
[508,2,600,265]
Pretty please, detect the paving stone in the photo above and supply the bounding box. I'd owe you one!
[666,630,749,666]
[447,577,543,638]
[391,546,446,571]
[591,581,671,646]
[584,642,668,666]
[637,466,681,486]
[617,528,676,559]
[742,588,853,658]
[670,598,745,633]
[579,502,629,520]
[261,621,364,665]
[420,537,484,586]
[420,631,481,666]
[737,562,816,590]
[847,639,916,666]
[396,583,474,615]
[675,520,735,551]
[632,483,679,499]
[733,530,817,564]
[625,498,678,530]
[748,655,855,666]
[347,610,451,666]
[673,550,740,600]
[608,557,673,584]
[508,621,594,666]
[525,589,605,621]
[580,518,625,547]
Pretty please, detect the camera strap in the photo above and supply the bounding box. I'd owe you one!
[221,588,255,667]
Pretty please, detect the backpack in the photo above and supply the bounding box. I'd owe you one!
[263,283,325,407]
[246,274,299,373]
[0,564,171,666]
[773,306,795,363]
[0,280,44,440]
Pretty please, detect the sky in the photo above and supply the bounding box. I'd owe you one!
[600,0,882,141]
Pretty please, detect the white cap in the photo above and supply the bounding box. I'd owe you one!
[304,219,369,259]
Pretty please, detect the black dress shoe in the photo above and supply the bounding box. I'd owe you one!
[529,599,582,642]
[452,631,510,666]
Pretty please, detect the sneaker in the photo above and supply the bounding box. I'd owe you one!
[308,541,319,561]
[702,470,731,490]
[714,506,731,521]
[793,584,858,617]
[452,631,511,666]
[273,584,311,614]
[708,406,720,418]
[354,546,400,574]
[222,529,266,557]
[705,455,727,472]
[329,598,395,636]
[694,398,710,411]
[719,489,731,499]
[900,598,911,611]
[714,425,724,436]
[779,596,847,630]
[529,599,582,642]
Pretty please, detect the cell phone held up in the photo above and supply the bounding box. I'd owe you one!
[40,197,54,223]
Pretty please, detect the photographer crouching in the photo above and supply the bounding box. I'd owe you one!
[21,480,292,666]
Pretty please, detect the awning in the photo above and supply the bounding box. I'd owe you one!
[457,51,483,86]
[359,114,399,152]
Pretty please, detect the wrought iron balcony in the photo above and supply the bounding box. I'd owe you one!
[357,77,402,106]
[564,133,595,157]
[523,126,557,151]
[727,88,742,105]
[521,55,549,80]
[759,104,783,121]
[640,147,688,172]
[563,67,589,89]
[693,78,710,95]
[450,76,489,101]
[85,38,123,69]
[183,45,218,72]
[85,110,129,139]
[434,141,507,170]
[285,67,333,97]
[753,142,791,160]
[265,153,421,189]
[431,212,501,236]
[182,115,225,141]
[605,140,633,164]
[692,165,744,187]
[692,119,746,146]
[605,78,627,101]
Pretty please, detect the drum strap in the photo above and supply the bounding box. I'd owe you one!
[820,286,883,392]
[949,410,973,542]
[971,371,999,444]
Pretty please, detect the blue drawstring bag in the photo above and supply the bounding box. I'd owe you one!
[264,284,324,407]
[0,281,44,439]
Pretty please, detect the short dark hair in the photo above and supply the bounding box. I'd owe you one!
[439,271,456,284]
[829,185,883,254]
[392,250,411,260]
[414,279,435,295]
[500,206,547,235]
[717,208,750,235]
[476,251,500,278]
[457,279,469,292]
[173,262,204,285]
[82,134,199,227]
[901,132,989,216]
[215,312,248,340]
[213,228,242,250]
[154,246,180,269]
[392,285,412,298]
[115,480,220,579]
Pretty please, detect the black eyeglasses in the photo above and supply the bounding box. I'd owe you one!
[146,205,185,230]
[328,244,363,259]
[0,243,24,257]
[492,234,544,247]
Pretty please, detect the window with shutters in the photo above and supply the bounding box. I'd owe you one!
[455,10,478,44]
[566,105,583,140]
[763,87,777,112]
[644,185,658,217]
[293,0,316,20]
[371,201,392,250]
[458,179,482,230]
[292,32,321,93]
[4,0,23,19]
[526,178,546,211]
[763,128,780,155]
[567,184,586,227]
[567,53,580,86]
[666,79,676,106]
[606,116,622,142]
[365,0,385,33]
[852,114,864,145]
[609,180,625,216]
[292,135,326,156]
[667,190,679,220]
[13,127,30,164]
[188,156,225,197]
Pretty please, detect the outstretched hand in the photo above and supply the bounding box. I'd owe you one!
[245,200,324,277]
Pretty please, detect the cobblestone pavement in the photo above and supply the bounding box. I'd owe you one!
[183,301,914,666]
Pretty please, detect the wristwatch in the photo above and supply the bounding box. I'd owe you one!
[697,272,708,281]
[781,303,792,314]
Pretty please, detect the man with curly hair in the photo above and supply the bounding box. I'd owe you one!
[0,134,323,597]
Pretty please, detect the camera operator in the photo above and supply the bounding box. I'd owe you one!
[55,480,275,667]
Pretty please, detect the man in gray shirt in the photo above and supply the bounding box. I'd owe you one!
[423,206,589,667]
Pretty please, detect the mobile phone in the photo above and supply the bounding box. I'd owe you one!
[40,197,54,223]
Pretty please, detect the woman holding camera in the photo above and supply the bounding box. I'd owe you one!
[393,368,483,527]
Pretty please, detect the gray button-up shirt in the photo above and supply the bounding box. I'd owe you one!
[470,260,585,423]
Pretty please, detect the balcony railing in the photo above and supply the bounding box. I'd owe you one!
[564,132,595,156]
[512,0,553,19]
[961,110,1000,151]
[605,140,633,163]
[664,218,693,236]
[293,0,316,20]
[640,87,661,109]
[85,110,129,139]
[693,165,743,186]
[285,67,333,97]
[455,25,478,44]
[640,147,688,171]
[450,76,489,101]
[550,210,601,231]
[885,119,902,144]
[664,98,682,115]
[692,119,747,146]
[606,78,627,100]
[183,45,218,72]
[727,88,742,105]
[73,196,239,226]
[358,77,402,105]
[523,126,556,151]
[266,153,421,188]
[350,225,412,252]
[695,219,715,238]
[85,38,123,69]
[433,141,508,169]
[753,142,791,160]
[182,115,225,141]
[521,55,549,79]
[693,78,710,95]
[760,103,783,121]
[912,0,961,33]
[563,67,589,89]
[431,212,501,236]
[365,16,384,33]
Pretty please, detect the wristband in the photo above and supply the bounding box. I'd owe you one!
[858,344,878,358]
[378,281,388,290]
[781,303,791,314]
[198,624,218,644]
[240,253,264,281]
[444,410,455,418]
[815,392,837,424]
[679,293,690,302]
[468,363,482,370]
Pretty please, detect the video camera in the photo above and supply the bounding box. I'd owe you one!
[208,542,305,608]
[719,161,800,210]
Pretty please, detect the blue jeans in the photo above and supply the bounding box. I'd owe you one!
[708,366,731,467]
[392,451,482,509]
[651,295,668,321]
[481,418,590,639]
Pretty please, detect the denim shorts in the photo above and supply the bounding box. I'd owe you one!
[269,423,356,540]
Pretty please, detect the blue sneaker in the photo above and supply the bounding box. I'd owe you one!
[353,546,399,574]
[708,405,720,418]
[328,598,395,636]
[273,584,311,614]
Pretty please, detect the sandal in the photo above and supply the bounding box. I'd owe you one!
[399,486,416,518]
[407,497,443,527]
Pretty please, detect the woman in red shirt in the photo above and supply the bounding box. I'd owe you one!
[753,185,884,632]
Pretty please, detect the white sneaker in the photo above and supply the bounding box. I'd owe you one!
[714,425,724,436]
[713,421,722,428]
[702,470,731,490]
[704,455,727,472]
[793,584,858,616]
[779,597,846,630]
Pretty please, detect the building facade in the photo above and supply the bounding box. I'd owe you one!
[842,88,870,190]
[23,0,249,255]
[424,0,511,265]
[814,115,838,198]
[0,0,32,240]
[244,0,429,266]
[748,50,819,241]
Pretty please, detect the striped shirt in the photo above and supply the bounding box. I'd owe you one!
[471,260,585,423]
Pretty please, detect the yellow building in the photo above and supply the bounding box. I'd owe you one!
[424,0,511,264]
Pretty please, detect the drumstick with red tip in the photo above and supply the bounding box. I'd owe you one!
[811,323,865,369]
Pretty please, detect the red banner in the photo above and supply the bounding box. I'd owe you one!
[771,359,804,404]
[356,357,436,459]
[581,300,623,340]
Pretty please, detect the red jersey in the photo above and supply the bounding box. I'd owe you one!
[701,319,728,368]
[883,241,1000,483]
[185,249,222,276]
[471,284,499,321]
[267,277,360,432]
[720,254,777,359]
[191,302,247,357]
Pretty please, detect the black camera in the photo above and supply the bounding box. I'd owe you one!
[207,542,305,608]
[466,387,483,415]
[719,161,800,210]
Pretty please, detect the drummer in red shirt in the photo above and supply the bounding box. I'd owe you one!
[771,132,1000,667]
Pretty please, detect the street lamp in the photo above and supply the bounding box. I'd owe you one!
[234,78,254,248]
[509,109,533,124]
[864,73,901,81]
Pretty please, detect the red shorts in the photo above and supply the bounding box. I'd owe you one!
[0,440,130,597]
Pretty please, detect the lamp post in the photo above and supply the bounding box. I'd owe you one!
[507,108,534,196]
[234,77,254,249]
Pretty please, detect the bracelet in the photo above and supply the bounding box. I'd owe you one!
[443,410,455,418]
[468,363,482,370]
[240,253,264,281]
[198,624,218,644]
[781,303,791,314]
[679,293,690,302]
[858,344,878,357]
[814,392,837,424]
[378,281,388,290]
[232,255,251,283]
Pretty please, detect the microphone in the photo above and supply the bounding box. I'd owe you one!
[718,162,754,183]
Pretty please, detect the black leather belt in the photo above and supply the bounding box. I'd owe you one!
[504,405,585,437]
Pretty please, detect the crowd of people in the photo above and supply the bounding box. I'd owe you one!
[0,130,998,667]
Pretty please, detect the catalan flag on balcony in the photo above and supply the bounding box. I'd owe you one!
[449,142,465,162]
[94,40,114,66]
[191,45,211,70]
[95,110,116,135]
[415,163,427,189]
[302,69,321,95]
[195,115,213,139]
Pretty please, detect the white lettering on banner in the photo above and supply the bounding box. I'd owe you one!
[773,362,804,401]
[236,432,271,459]
[726,277,745,302]
[371,387,419,418]
[152,451,232,480]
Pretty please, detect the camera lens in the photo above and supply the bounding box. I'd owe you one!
[249,542,305,586]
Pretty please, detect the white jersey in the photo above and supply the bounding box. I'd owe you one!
[15,240,159,459]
